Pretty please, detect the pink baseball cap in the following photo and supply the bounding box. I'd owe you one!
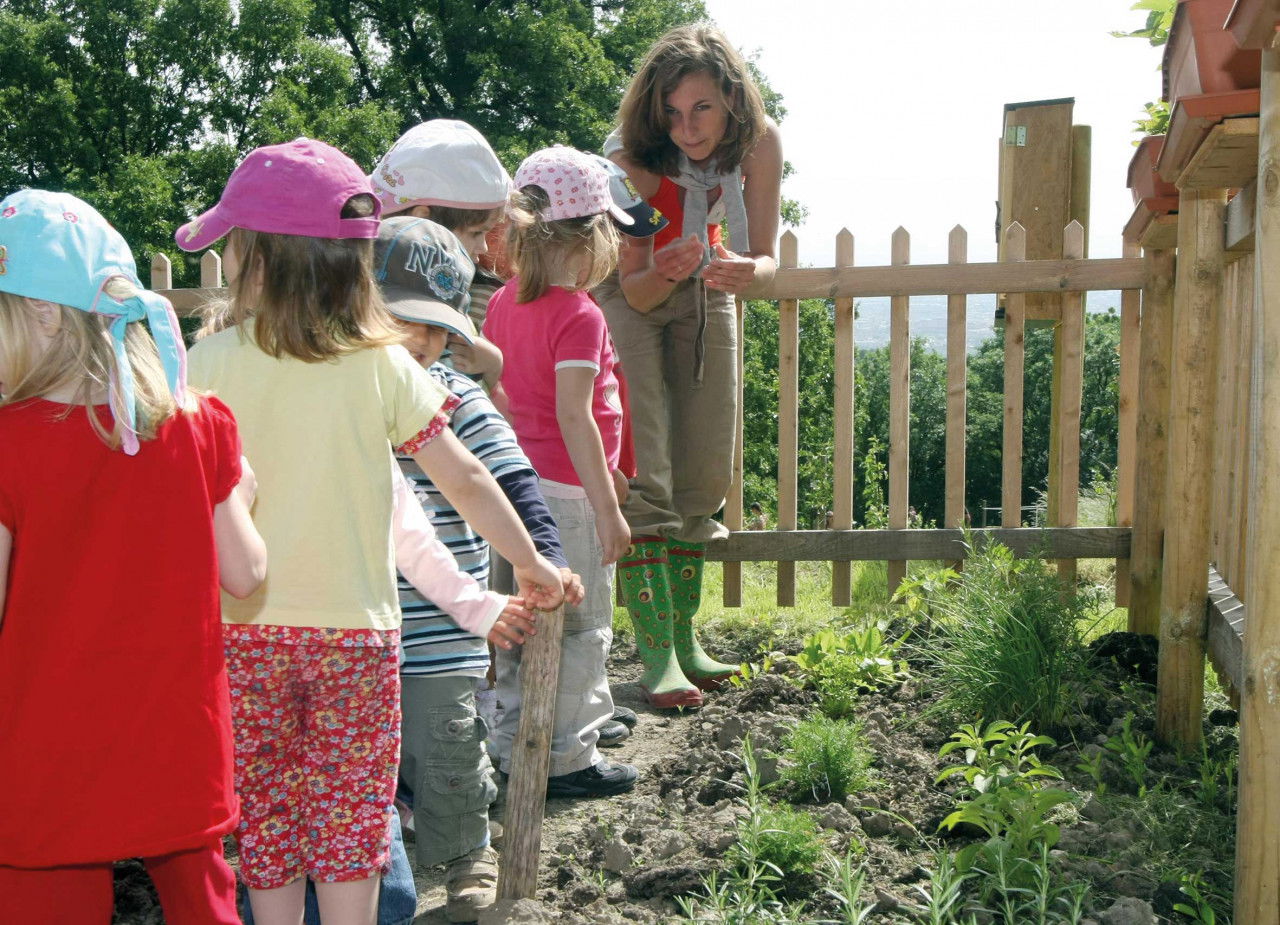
[175,137,381,252]
[513,145,633,226]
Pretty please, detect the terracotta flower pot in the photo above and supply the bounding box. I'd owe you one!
[1163,0,1261,105]
[1128,135,1178,205]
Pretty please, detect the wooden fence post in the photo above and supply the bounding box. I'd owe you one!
[945,226,968,555]
[722,295,745,608]
[832,229,856,606]
[1114,240,1141,608]
[887,228,911,595]
[200,250,222,288]
[1053,221,1086,583]
[1155,185,1227,749]
[1235,34,1280,924]
[150,253,173,291]
[1128,248,1175,634]
[1001,224,1027,530]
[497,605,565,900]
[777,231,799,606]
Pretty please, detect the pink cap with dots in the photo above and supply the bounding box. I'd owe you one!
[175,137,381,251]
[513,145,633,226]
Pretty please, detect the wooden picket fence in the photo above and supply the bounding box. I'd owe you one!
[703,221,1146,610]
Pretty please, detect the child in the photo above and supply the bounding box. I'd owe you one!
[370,118,509,377]
[176,137,564,925]
[0,189,266,923]
[483,145,639,798]
[372,215,584,920]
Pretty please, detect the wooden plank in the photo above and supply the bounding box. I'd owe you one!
[831,229,856,606]
[1054,222,1086,584]
[157,287,224,316]
[1236,40,1280,923]
[704,527,1131,562]
[1155,185,1227,749]
[945,225,968,543]
[1115,240,1141,608]
[1070,126,1092,259]
[777,232,799,607]
[1140,213,1181,250]
[1125,197,1179,245]
[766,257,1145,301]
[199,250,222,288]
[1206,566,1245,693]
[1002,224,1027,529]
[1177,117,1261,190]
[150,254,173,291]
[1212,261,1241,574]
[722,297,745,607]
[496,605,564,900]
[1159,92,1262,184]
[1226,177,1258,254]
[887,228,911,594]
[1233,254,1256,592]
[1129,248,1175,635]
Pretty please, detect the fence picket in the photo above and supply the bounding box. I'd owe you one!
[1114,240,1140,607]
[1001,224,1027,529]
[832,228,856,605]
[777,232,799,606]
[723,296,745,608]
[1054,221,1086,583]
[887,228,910,595]
[945,225,968,555]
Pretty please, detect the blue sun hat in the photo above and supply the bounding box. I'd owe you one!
[0,189,187,455]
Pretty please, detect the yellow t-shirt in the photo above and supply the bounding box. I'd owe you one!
[188,321,449,631]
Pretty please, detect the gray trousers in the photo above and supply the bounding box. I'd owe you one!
[400,674,496,867]
[488,492,615,777]
[596,275,738,543]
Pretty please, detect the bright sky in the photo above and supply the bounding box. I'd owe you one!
[702,0,1166,268]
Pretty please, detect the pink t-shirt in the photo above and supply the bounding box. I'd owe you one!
[483,281,623,486]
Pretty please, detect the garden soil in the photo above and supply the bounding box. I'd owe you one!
[111,629,1234,924]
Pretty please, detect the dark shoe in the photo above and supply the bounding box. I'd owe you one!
[546,761,638,798]
[611,706,639,728]
[597,719,631,747]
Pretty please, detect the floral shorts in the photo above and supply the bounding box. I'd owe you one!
[223,627,401,889]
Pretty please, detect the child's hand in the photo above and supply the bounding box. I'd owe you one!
[611,468,629,506]
[514,552,567,611]
[702,243,758,293]
[597,508,631,567]
[560,567,586,607]
[236,456,258,507]
[449,334,502,382]
[653,235,705,284]
[487,597,537,650]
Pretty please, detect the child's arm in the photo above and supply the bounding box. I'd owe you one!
[495,470,586,607]
[447,334,503,391]
[0,523,10,627]
[391,470,535,648]
[213,457,267,599]
[556,367,631,565]
[412,428,565,610]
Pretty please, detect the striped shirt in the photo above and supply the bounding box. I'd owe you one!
[396,364,537,677]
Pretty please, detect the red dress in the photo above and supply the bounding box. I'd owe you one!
[0,396,242,867]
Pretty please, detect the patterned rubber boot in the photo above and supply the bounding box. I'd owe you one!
[617,537,703,709]
[668,542,742,691]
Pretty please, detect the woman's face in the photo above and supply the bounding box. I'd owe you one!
[663,71,730,165]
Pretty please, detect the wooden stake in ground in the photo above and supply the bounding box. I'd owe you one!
[496,604,565,900]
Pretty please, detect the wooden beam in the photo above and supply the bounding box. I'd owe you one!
[1236,35,1280,925]
[888,228,911,594]
[1050,222,1086,584]
[1206,567,1246,694]
[945,226,969,545]
[722,297,745,607]
[831,229,856,606]
[1156,185,1228,749]
[704,527,1130,562]
[1114,240,1141,608]
[1177,117,1261,190]
[1226,177,1258,254]
[777,232,799,607]
[1002,225,1027,529]
[1129,248,1175,635]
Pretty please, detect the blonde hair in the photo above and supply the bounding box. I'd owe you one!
[505,186,620,304]
[207,194,403,361]
[0,285,190,448]
[617,23,767,176]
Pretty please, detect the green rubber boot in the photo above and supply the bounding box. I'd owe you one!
[617,537,703,709]
[668,542,742,691]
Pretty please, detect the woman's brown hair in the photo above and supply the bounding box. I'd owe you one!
[616,23,767,176]
[212,194,402,362]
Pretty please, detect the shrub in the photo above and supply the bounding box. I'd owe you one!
[792,622,910,717]
[735,803,826,878]
[910,538,1094,730]
[779,715,876,804]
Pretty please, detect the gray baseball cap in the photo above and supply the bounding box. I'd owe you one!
[373,216,477,343]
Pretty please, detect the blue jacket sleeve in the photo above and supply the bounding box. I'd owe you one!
[495,469,568,569]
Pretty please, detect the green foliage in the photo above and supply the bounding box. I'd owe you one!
[910,538,1094,730]
[1174,871,1227,925]
[1104,714,1154,795]
[936,721,1063,795]
[1111,0,1176,46]
[791,622,909,716]
[893,564,959,617]
[738,802,826,879]
[778,715,876,804]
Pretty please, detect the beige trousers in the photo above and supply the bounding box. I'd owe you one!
[596,275,738,543]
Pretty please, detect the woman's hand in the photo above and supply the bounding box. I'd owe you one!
[652,235,705,284]
[702,243,758,293]
[487,597,537,650]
